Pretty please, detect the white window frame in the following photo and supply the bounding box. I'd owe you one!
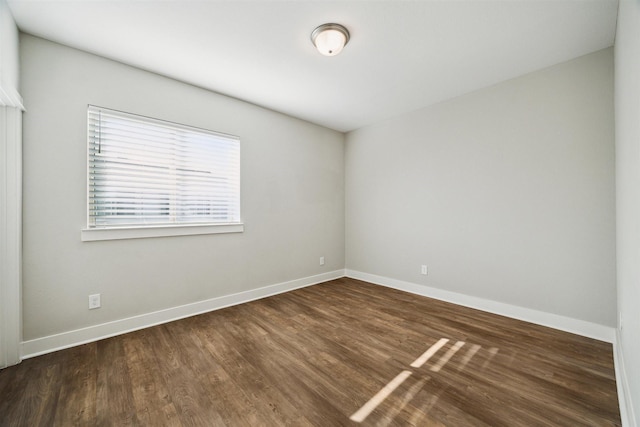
[81,106,243,242]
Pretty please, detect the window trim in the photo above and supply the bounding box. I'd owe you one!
[83,105,243,241]
[81,222,244,242]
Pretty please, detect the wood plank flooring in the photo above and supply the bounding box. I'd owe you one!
[0,278,621,426]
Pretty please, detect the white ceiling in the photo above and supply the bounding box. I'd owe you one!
[7,0,618,132]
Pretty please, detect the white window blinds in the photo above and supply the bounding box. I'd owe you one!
[87,106,240,228]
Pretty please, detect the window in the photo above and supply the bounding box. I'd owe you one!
[82,106,242,241]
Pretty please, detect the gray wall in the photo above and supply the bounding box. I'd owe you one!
[0,0,22,369]
[20,34,345,341]
[0,0,19,95]
[346,48,616,327]
[615,0,640,422]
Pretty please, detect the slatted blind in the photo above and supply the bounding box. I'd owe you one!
[87,106,240,228]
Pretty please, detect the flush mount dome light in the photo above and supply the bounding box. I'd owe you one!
[311,23,350,56]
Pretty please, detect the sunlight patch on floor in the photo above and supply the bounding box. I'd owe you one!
[350,337,496,423]
[410,338,449,368]
[349,370,413,422]
[430,341,465,372]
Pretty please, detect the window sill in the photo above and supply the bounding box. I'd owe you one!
[81,223,244,242]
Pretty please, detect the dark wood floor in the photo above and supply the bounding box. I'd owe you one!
[0,278,621,426]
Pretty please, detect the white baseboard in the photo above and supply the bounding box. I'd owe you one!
[21,268,616,357]
[345,269,615,343]
[21,269,346,359]
[614,330,637,427]
[21,268,629,423]
[352,267,628,424]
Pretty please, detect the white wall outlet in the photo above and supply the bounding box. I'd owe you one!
[89,293,101,310]
[320,256,325,266]
[421,265,428,275]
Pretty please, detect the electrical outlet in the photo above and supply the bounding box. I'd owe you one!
[89,294,101,310]
[421,265,428,275]
[320,256,325,266]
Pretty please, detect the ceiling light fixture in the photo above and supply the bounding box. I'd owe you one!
[311,23,350,57]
